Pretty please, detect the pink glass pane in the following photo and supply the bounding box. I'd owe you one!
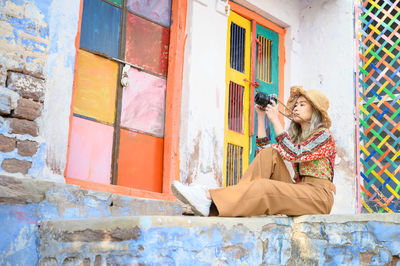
[120,68,166,137]
[127,0,171,27]
[66,116,114,184]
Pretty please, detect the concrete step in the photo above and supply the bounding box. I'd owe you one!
[39,214,400,265]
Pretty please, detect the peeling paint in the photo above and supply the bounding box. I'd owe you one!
[184,131,201,184]
[36,215,400,265]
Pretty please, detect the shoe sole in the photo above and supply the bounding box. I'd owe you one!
[171,183,206,216]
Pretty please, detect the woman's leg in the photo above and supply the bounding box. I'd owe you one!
[171,147,297,216]
[238,147,293,184]
[210,178,334,217]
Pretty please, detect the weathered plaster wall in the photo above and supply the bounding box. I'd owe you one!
[1,176,399,265]
[0,175,182,264]
[0,0,50,179]
[0,0,80,182]
[42,0,80,180]
[179,0,229,187]
[39,214,400,265]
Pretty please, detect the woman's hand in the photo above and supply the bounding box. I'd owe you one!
[255,104,266,117]
[265,101,279,123]
[265,101,284,136]
[256,104,267,138]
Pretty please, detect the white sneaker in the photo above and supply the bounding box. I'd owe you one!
[171,181,211,216]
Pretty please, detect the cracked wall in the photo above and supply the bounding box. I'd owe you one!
[38,214,400,265]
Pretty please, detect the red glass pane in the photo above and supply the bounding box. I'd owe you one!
[125,13,170,76]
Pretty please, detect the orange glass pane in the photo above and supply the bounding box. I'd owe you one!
[117,130,163,193]
[73,49,118,124]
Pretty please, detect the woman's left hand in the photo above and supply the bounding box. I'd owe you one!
[265,101,279,123]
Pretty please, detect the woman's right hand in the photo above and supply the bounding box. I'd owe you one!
[255,104,266,117]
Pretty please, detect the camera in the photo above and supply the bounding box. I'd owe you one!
[255,92,277,109]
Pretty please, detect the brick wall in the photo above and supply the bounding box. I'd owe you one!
[0,0,74,179]
[0,71,44,175]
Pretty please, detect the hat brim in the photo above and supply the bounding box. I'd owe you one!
[285,86,332,128]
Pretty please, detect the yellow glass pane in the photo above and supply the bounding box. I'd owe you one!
[73,49,118,124]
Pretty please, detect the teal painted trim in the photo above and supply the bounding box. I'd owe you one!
[250,25,279,163]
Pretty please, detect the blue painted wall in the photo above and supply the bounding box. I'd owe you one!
[38,215,400,265]
[0,204,40,265]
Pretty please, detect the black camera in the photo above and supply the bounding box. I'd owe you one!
[255,92,277,109]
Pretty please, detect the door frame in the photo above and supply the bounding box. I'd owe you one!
[223,2,286,185]
[229,1,286,128]
[64,0,187,201]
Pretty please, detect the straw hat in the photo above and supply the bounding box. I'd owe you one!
[285,86,332,128]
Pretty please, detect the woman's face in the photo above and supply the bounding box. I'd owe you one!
[292,95,313,124]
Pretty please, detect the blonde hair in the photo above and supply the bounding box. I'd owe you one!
[287,96,325,143]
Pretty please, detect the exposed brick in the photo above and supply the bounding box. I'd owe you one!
[0,175,52,204]
[81,258,90,266]
[360,252,374,265]
[94,255,101,266]
[60,226,142,242]
[17,140,39,157]
[0,134,16,152]
[1,158,32,174]
[9,118,39,136]
[0,94,11,115]
[40,257,58,266]
[61,257,90,266]
[7,72,45,102]
[13,98,42,121]
[0,68,6,87]
[62,257,78,266]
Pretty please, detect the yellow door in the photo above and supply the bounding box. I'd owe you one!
[223,11,251,186]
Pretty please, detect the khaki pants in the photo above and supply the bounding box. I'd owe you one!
[210,147,336,217]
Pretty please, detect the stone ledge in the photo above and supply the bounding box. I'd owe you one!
[0,174,182,217]
[41,213,400,230]
[39,214,400,265]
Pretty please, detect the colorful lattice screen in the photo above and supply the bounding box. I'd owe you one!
[358,0,400,213]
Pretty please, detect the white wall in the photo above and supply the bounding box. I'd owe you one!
[42,0,81,181]
[295,0,357,214]
[179,0,228,188]
[180,0,357,213]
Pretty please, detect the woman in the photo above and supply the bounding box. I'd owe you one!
[171,86,336,217]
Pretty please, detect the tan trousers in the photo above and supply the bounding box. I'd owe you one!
[209,147,336,217]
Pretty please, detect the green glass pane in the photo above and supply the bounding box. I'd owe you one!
[107,0,122,7]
